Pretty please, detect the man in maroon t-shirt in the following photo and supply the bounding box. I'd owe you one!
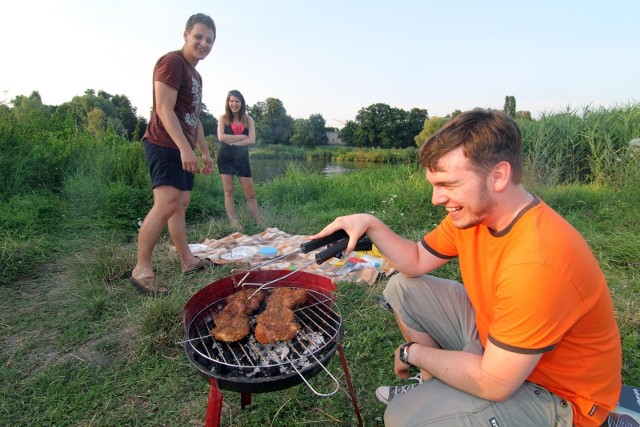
[130,13,216,294]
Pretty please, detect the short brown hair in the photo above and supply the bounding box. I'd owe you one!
[185,13,216,39]
[419,108,524,183]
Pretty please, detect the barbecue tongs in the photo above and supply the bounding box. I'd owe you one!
[299,229,373,264]
[244,230,372,298]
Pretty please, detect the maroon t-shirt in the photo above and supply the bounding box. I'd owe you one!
[143,50,203,149]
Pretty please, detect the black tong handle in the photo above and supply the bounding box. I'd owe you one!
[301,230,373,265]
[300,229,348,253]
[315,236,372,264]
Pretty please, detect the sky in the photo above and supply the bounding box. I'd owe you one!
[1,0,639,128]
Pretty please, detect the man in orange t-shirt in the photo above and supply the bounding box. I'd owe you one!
[311,109,621,426]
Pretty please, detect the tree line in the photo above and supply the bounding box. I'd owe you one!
[3,90,532,149]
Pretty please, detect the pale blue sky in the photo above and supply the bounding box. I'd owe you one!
[2,0,638,128]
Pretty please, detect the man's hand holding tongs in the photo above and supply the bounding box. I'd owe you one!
[308,214,376,261]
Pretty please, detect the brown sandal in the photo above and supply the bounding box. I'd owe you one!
[129,276,169,295]
[182,258,213,275]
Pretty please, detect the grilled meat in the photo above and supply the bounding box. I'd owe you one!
[255,305,295,324]
[209,289,266,342]
[254,287,308,344]
[226,289,266,314]
[255,321,300,344]
[244,289,266,313]
[266,287,308,308]
[211,315,250,342]
[209,287,308,344]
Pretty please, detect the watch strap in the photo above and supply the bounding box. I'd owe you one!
[399,341,416,365]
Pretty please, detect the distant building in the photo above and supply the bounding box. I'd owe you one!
[326,131,345,146]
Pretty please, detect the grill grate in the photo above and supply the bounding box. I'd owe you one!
[186,287,342,379]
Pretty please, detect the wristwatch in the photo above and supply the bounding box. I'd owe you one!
[399,342,416,365]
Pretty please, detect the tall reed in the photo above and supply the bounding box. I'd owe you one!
[519,104,640,186]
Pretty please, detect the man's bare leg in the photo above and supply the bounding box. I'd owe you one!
[166,190,201,271]
[132,185,181,280]
[394,314,440,381]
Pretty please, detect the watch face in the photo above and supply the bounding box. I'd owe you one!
[400,345,409,363]
[400,342,414,364]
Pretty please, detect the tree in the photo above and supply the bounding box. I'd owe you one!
[504,96,516,118]
[10,91,52,124]
[49,89,149,140]
[57,89,125,137]
[354,103,393,147]
[255,123,274,145]
[290,118,314,148]
[289,114,328,148]
[248,101,265,122]
[446,109,462,119]
[87,107,108,138]
[111,94,138,139]
[308,114,328,146]
[401,108,429,148]
[199,104,217,137]
[338,120,358,146]
[250,98,293,145]
[415,116,448,147]
[133,117,148,141]
[349,103,428,148]
[97,90,112,100]
[515,110,533,120]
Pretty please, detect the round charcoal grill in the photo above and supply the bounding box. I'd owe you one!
[183,269,345,395]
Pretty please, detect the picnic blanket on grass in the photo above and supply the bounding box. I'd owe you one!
[188,227,393,286]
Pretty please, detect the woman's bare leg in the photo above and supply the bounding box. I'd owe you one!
[238,176,263,227]
[220,174,241,229]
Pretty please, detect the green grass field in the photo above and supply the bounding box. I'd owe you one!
[1,163,639,426]
[1,104,639,425]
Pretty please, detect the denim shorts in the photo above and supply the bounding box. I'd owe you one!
[382,273,573,427]
[144,140,194,191]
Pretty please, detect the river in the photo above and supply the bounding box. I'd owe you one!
[249,158,382,183]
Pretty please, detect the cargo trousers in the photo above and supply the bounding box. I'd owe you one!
[382,273,574,427]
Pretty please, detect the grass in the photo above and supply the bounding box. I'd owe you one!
[0,233,397,426]
[1,164,638,426]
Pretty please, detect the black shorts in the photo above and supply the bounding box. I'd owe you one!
[217,144,252,177]
[144,140,194,191]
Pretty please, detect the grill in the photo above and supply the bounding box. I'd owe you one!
[183,269,363,426]
[184,271,343,394]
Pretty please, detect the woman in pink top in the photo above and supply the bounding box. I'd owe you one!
[216,90,263,230]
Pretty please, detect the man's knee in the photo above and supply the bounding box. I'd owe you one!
[385,272,407,293]
[384,272,419,304]
[153,187,190,216]
[178,191,191,206]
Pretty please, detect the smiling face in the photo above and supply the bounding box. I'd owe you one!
[182,23,215,66]
[228,95,242,114]
[426,146,497,229]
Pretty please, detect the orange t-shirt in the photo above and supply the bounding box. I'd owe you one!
[423,197,621,427]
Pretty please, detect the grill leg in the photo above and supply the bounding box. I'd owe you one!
[206,378,223,427]
[240,392,252,409]
[338,344,363,427]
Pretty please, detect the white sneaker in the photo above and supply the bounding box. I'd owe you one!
[375,374,423,405]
